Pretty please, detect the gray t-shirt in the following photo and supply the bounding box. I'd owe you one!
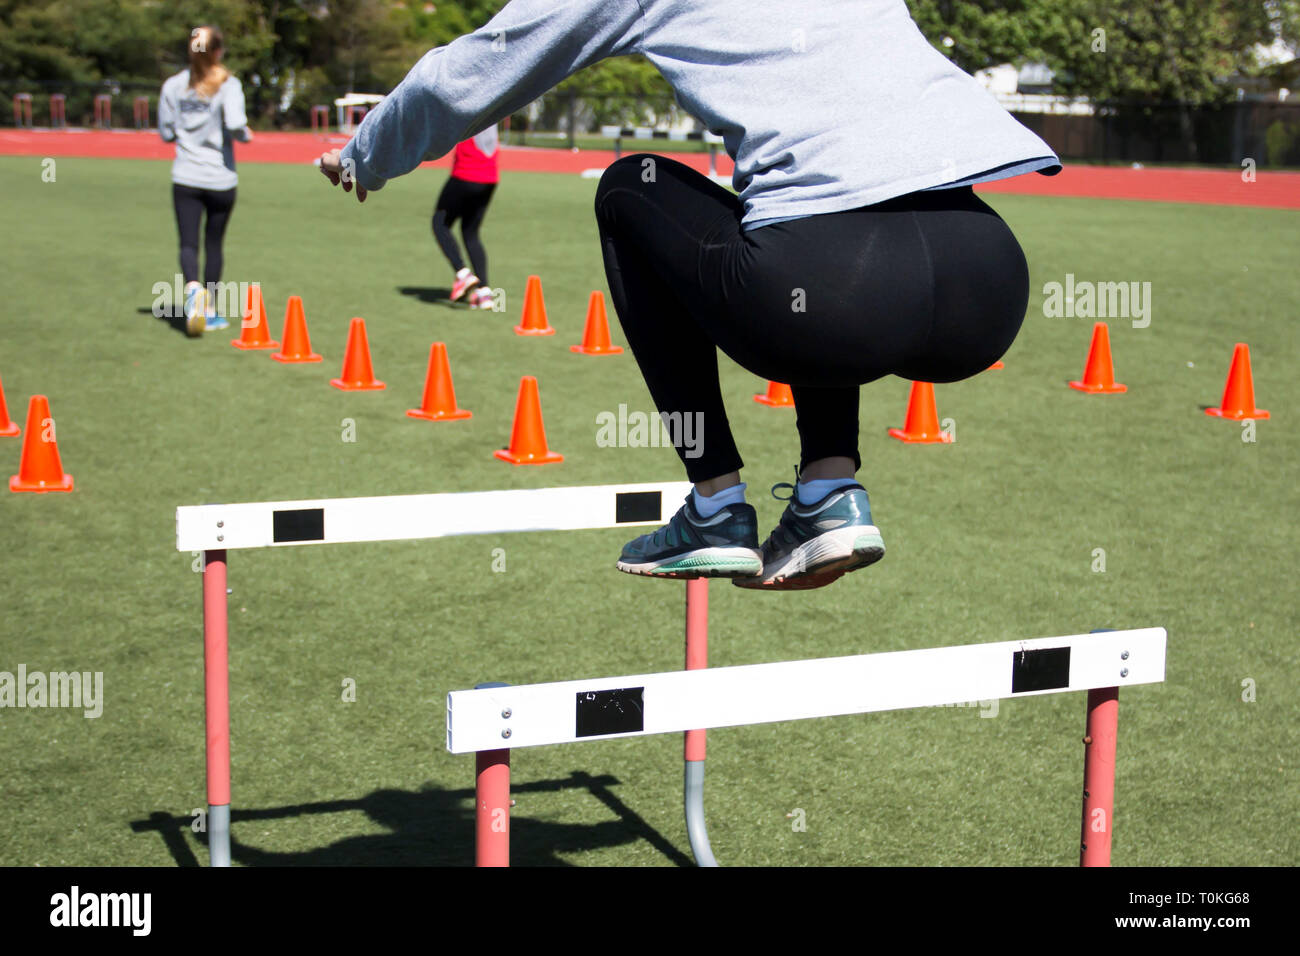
[159,71,250,191]
[341,0,1060,230]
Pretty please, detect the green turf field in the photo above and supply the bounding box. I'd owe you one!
[0,155,1295,866]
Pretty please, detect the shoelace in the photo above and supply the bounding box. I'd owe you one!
[760,466,802,545]
[770,464,801,502]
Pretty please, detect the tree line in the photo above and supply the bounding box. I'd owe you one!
[0,0,1294,129]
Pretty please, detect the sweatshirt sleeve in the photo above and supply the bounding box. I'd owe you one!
[158,80,177,143]
[340,0,645,192]
[223,79,252,141]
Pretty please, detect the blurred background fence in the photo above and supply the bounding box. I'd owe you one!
[4,80,1298,168]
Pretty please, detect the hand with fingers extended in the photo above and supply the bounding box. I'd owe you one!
[317,149,367,203]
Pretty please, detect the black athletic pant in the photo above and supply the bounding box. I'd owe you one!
[172,184,237,285]
[594,154,1030,483]
[432,177,496,282]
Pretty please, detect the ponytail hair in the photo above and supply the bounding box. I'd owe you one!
[188,25,229,99]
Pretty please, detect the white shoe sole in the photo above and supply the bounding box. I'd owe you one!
[184,288,206,337]
[734,525,885,590]
[616,546,763,579]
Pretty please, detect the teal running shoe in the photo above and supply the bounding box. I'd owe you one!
[734,480,885,590]
[616,494,763,579]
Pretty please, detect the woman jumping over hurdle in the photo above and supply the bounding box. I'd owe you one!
[434,125,501,310]
[159,25,252,337]
[317,0,1059,589]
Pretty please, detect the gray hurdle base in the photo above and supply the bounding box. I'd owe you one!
[176,481,691,867]
[451,620,1167,867]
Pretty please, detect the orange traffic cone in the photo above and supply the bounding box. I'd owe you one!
[888,381,953,443]
[232,284,280,350]
[1069,322,1126,393]
[754,381,795,407]
[570,292,622,355]
[330,317,386,391]
[494,376,563,465]
[271,296,322,363]
[515,275,555,336]
[0,375,19,437]
[407,343,472,421]
[1206,343,1268,420]
[9,395,73,492]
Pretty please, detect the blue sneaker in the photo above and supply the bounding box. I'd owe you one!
[203,292,229,331]
[734,480,885,590]
[616,494,763,579]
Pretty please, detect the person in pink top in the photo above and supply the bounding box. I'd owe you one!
[434,124,499,309]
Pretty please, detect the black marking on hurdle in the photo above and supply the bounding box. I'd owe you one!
[1010,646,1071,693]
[576,687,645,738]
[611,128,706,141]
[615,491,662,524]
[272,508,325,544]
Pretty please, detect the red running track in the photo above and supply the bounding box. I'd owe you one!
[2,127,1297,209]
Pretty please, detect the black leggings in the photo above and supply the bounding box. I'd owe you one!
[594,154,1029,482]
[432,177,495,282]
[173,184,236,285]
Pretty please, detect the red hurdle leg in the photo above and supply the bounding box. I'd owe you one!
[683,578,718,865]
[684,578,708,763]
[1079,686,1119,866]
[202,549,231,866]
[476,749,511,866]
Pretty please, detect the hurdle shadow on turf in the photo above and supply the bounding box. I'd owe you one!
[396,286,468,310]
[130,771,694,867]
[135,306,197,336]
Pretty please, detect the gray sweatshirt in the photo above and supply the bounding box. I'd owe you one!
[159,71,251,191]
[341,0,1060,229]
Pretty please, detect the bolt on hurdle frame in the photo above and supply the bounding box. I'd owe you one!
[176,481,691,867]
[448,615,1166,867]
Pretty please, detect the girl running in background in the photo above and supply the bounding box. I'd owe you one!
[434,125,500,310]
[318,0,1060,590]
[159,25,252,337]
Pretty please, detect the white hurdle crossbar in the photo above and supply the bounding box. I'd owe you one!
[175,481,691,867]
[450,625,1167,866]
[177,481,692,552]
[589,125,730,181]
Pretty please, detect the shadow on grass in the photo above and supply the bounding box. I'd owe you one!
[130,771,694,867]
[397,286,463,309]
[135,305,196,336]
